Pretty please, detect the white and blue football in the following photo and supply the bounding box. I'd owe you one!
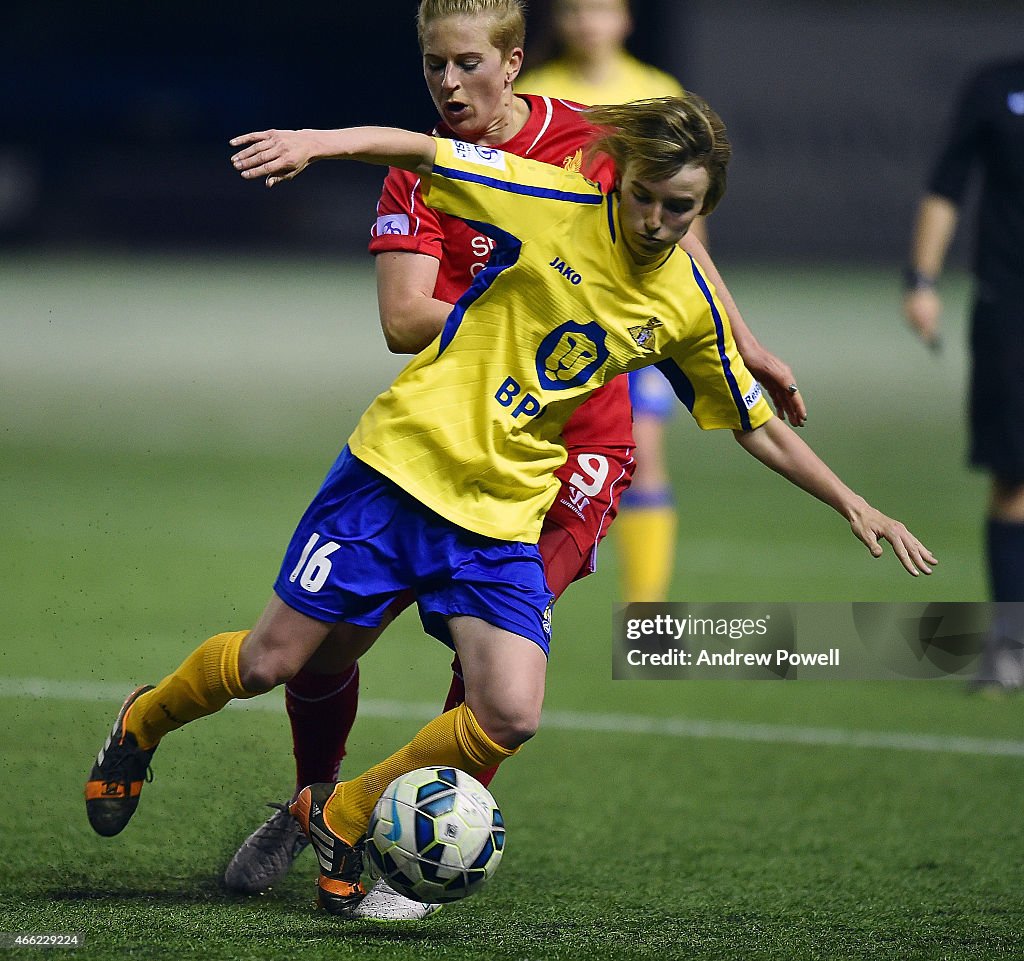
[366,766,505,904]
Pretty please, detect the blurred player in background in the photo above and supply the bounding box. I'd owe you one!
[215,0,805,920]
[518,0,683,110]
[520,0,732,602]
[902,55,1024,692]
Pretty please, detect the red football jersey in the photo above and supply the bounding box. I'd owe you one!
[368,94,633,452]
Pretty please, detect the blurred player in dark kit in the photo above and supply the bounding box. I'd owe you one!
[903,56,1024,692]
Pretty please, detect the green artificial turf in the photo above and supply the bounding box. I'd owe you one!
[1,254,1019,960]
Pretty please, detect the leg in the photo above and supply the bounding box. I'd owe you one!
[127,594,331,747]
[85,595,332,838]
[970,297,1024,689]
[358,528,584,921]
[285,615,400,792]
[292,617,542,915]
[322,618,541,843]
[449,616,547,749]
[987,477,1024,605]
[290,511,552,914]
[445,446,632,786]
[349,620,546,920]
[616,370,678,602]
[88,446,418,838]
[980,477,1024,689]
[223,615,393,894]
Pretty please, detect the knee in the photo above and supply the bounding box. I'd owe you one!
[237,639,301,693]
[472,702,541,750]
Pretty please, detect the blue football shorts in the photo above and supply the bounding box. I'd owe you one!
[273,447,555,655]
[627,367,676,420]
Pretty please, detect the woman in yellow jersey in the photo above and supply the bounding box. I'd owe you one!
[84,94,935,918]
[221,0,800,918]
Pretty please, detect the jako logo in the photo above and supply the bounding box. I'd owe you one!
[549,256,582,285]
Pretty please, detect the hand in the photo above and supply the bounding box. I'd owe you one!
[229,129,317,187]
[847,502,937,576]
[740,341,808,427]
[902,288,942,351]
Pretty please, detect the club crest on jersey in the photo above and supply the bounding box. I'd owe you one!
[562,148,583,173]
[629,317,663,352]
[452,140,507,170]
[536,320,609,390]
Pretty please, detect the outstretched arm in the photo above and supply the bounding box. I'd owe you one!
[734,418,936,576]
[679,232,807,427]
[230,128,437,187]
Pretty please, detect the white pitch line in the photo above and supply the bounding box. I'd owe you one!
[2,676,1022,759]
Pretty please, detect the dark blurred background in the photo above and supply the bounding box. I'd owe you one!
[3,0,1022,261]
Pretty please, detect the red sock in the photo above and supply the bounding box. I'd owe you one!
[285,663,359,794]
[441,659,497,789]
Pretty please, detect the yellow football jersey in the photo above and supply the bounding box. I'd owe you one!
[518,51,683,107]
[349,138,772,543]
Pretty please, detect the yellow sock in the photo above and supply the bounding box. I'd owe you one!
[324,703,516,844]
[616,503,678,602]
[126,631,255,750]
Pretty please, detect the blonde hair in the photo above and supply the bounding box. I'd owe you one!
[417,0,527,57]
[585,94,731,214]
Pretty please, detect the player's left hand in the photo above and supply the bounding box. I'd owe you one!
[742,343,808,427]
[230,130,315,187]
[848,503,937,576]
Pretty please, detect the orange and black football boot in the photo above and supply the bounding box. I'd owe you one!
[85,685,156,836]
[289,783,366,915]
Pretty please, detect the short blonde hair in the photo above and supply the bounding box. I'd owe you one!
[585,94,731,214]
[417,0,527,58]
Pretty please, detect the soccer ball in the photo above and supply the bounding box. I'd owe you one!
[365,766,505,904]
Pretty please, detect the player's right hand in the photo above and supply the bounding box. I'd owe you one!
[230,130,315,187]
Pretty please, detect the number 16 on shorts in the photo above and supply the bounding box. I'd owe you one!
[288,533,340,593]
